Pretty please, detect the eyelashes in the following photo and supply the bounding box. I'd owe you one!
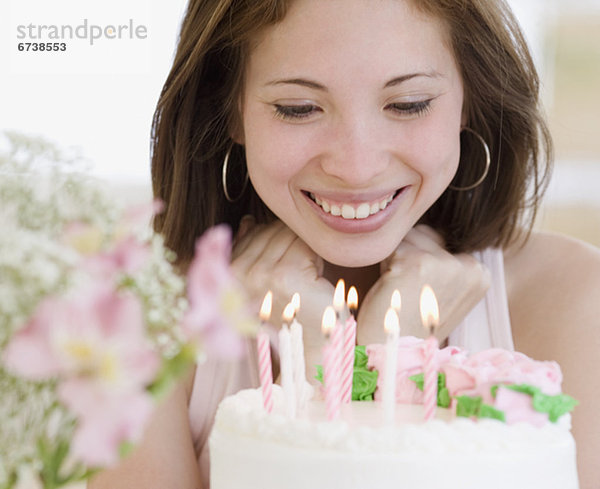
[273,104,321,120]
[386,99,432,117]
[272,99,433,121]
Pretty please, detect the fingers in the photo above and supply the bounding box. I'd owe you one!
[231,219,284,263]
[277,237,323,278]
[401,225,446,254]
[233,214,256,247]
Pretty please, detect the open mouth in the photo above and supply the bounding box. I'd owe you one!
[304,188,405,220]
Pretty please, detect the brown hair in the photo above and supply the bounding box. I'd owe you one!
[151,0,552,265]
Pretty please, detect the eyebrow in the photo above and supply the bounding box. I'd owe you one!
[264,71,444,91]
[265,78,328,91]
[384,71,444,88]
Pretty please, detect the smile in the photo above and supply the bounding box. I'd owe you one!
[306,190,401,220]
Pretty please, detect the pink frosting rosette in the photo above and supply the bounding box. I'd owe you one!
[442,348,563,404]
[366,337,465,404]
[365,339,566,425]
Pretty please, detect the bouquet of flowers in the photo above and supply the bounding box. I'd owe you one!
[0,132,256,488]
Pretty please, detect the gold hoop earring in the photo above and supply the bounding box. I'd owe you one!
[449,127,491,191]
[222,144,249,203]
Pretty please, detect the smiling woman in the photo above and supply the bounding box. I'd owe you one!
[90,0,600,488]
[240,0,463,267]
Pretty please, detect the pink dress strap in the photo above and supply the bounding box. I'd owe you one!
[188,339,259,488]
[448,248,514,352]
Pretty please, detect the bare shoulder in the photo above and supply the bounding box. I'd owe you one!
[504,230,600,339]
[504,231,600,487]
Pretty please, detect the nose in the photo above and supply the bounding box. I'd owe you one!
[320,114,389,186]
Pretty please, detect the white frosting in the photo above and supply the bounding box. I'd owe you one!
[210,386,579,489]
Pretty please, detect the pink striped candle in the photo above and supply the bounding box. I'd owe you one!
[258,292,274,413]
[423,334,438,421]
[341,316,357,404]
[419,285,440,422]
[257,329,273,413]
[383,308,400,425]
[322,306,342,421]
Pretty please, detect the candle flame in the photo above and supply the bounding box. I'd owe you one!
[347,286,358,310]
[282,302,296,324]
[384,307,400,336]
[259,291,273,322]
[390,289,401,312]
[419,284,439,331]
[321,306,337,337]
[291,292,301,313]
[333,279,346,311]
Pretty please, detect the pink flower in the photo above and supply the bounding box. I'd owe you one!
[59,379,154,467]
[367,337,465,403]
[121,199,165,229]
[494,386,549,427]
[3,285,161,467]
[182,225,255,359]
[4,285,159,390]
[82,236,151,279]
[443,349,563,403]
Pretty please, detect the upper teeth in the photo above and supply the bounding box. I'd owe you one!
[311,193,395,220]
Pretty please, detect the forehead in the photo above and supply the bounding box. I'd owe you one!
[246,0,456,84]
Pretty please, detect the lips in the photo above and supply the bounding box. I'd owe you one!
[303,187,407,233]
[306,189,402,220]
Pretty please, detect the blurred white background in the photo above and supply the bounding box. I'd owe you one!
[1,0,599,244]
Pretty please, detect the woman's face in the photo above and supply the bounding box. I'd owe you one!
[241,0,464,267]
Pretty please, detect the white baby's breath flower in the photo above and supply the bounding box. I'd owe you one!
[0,132,194,487]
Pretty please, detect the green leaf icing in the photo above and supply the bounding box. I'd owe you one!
[354,345,369,368]
[409,372,451,408]
[437,386,451,408]
[315,365,324,384]
[352,367,378,401]
[456,395,482,418]
[498,384,579,423]
[455,395,505,421]
[315,346,379,401]
[409,373,424,391]
[478,404,506,422]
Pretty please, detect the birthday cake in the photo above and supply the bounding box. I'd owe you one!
[209,337,579,489]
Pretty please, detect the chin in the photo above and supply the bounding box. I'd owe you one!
[314,242,394,268]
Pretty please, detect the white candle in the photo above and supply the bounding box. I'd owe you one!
[289,293,307,413]
[383,307,400,425]
[280,302,297,418]
[321,306,342,421]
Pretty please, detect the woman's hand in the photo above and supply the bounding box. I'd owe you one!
[356,225,491,345]
[232,218,335,380]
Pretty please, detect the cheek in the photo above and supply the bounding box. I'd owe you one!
[243,107,313,191]
[406,115,462,187]
[243,125,304,216]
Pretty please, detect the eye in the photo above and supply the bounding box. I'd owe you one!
[273,104,322,121]
[385,99,433,117]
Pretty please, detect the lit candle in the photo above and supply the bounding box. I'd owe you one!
[289,293,307,413]
[383,307,400,425]
[258,291,274,413]
[420,284,440,422]
[348,286,359,319]
[333,279,348,321]
[321,305,341,421]
[341,286,358,404]
[391,289,401,315]
[280,302,297,418]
